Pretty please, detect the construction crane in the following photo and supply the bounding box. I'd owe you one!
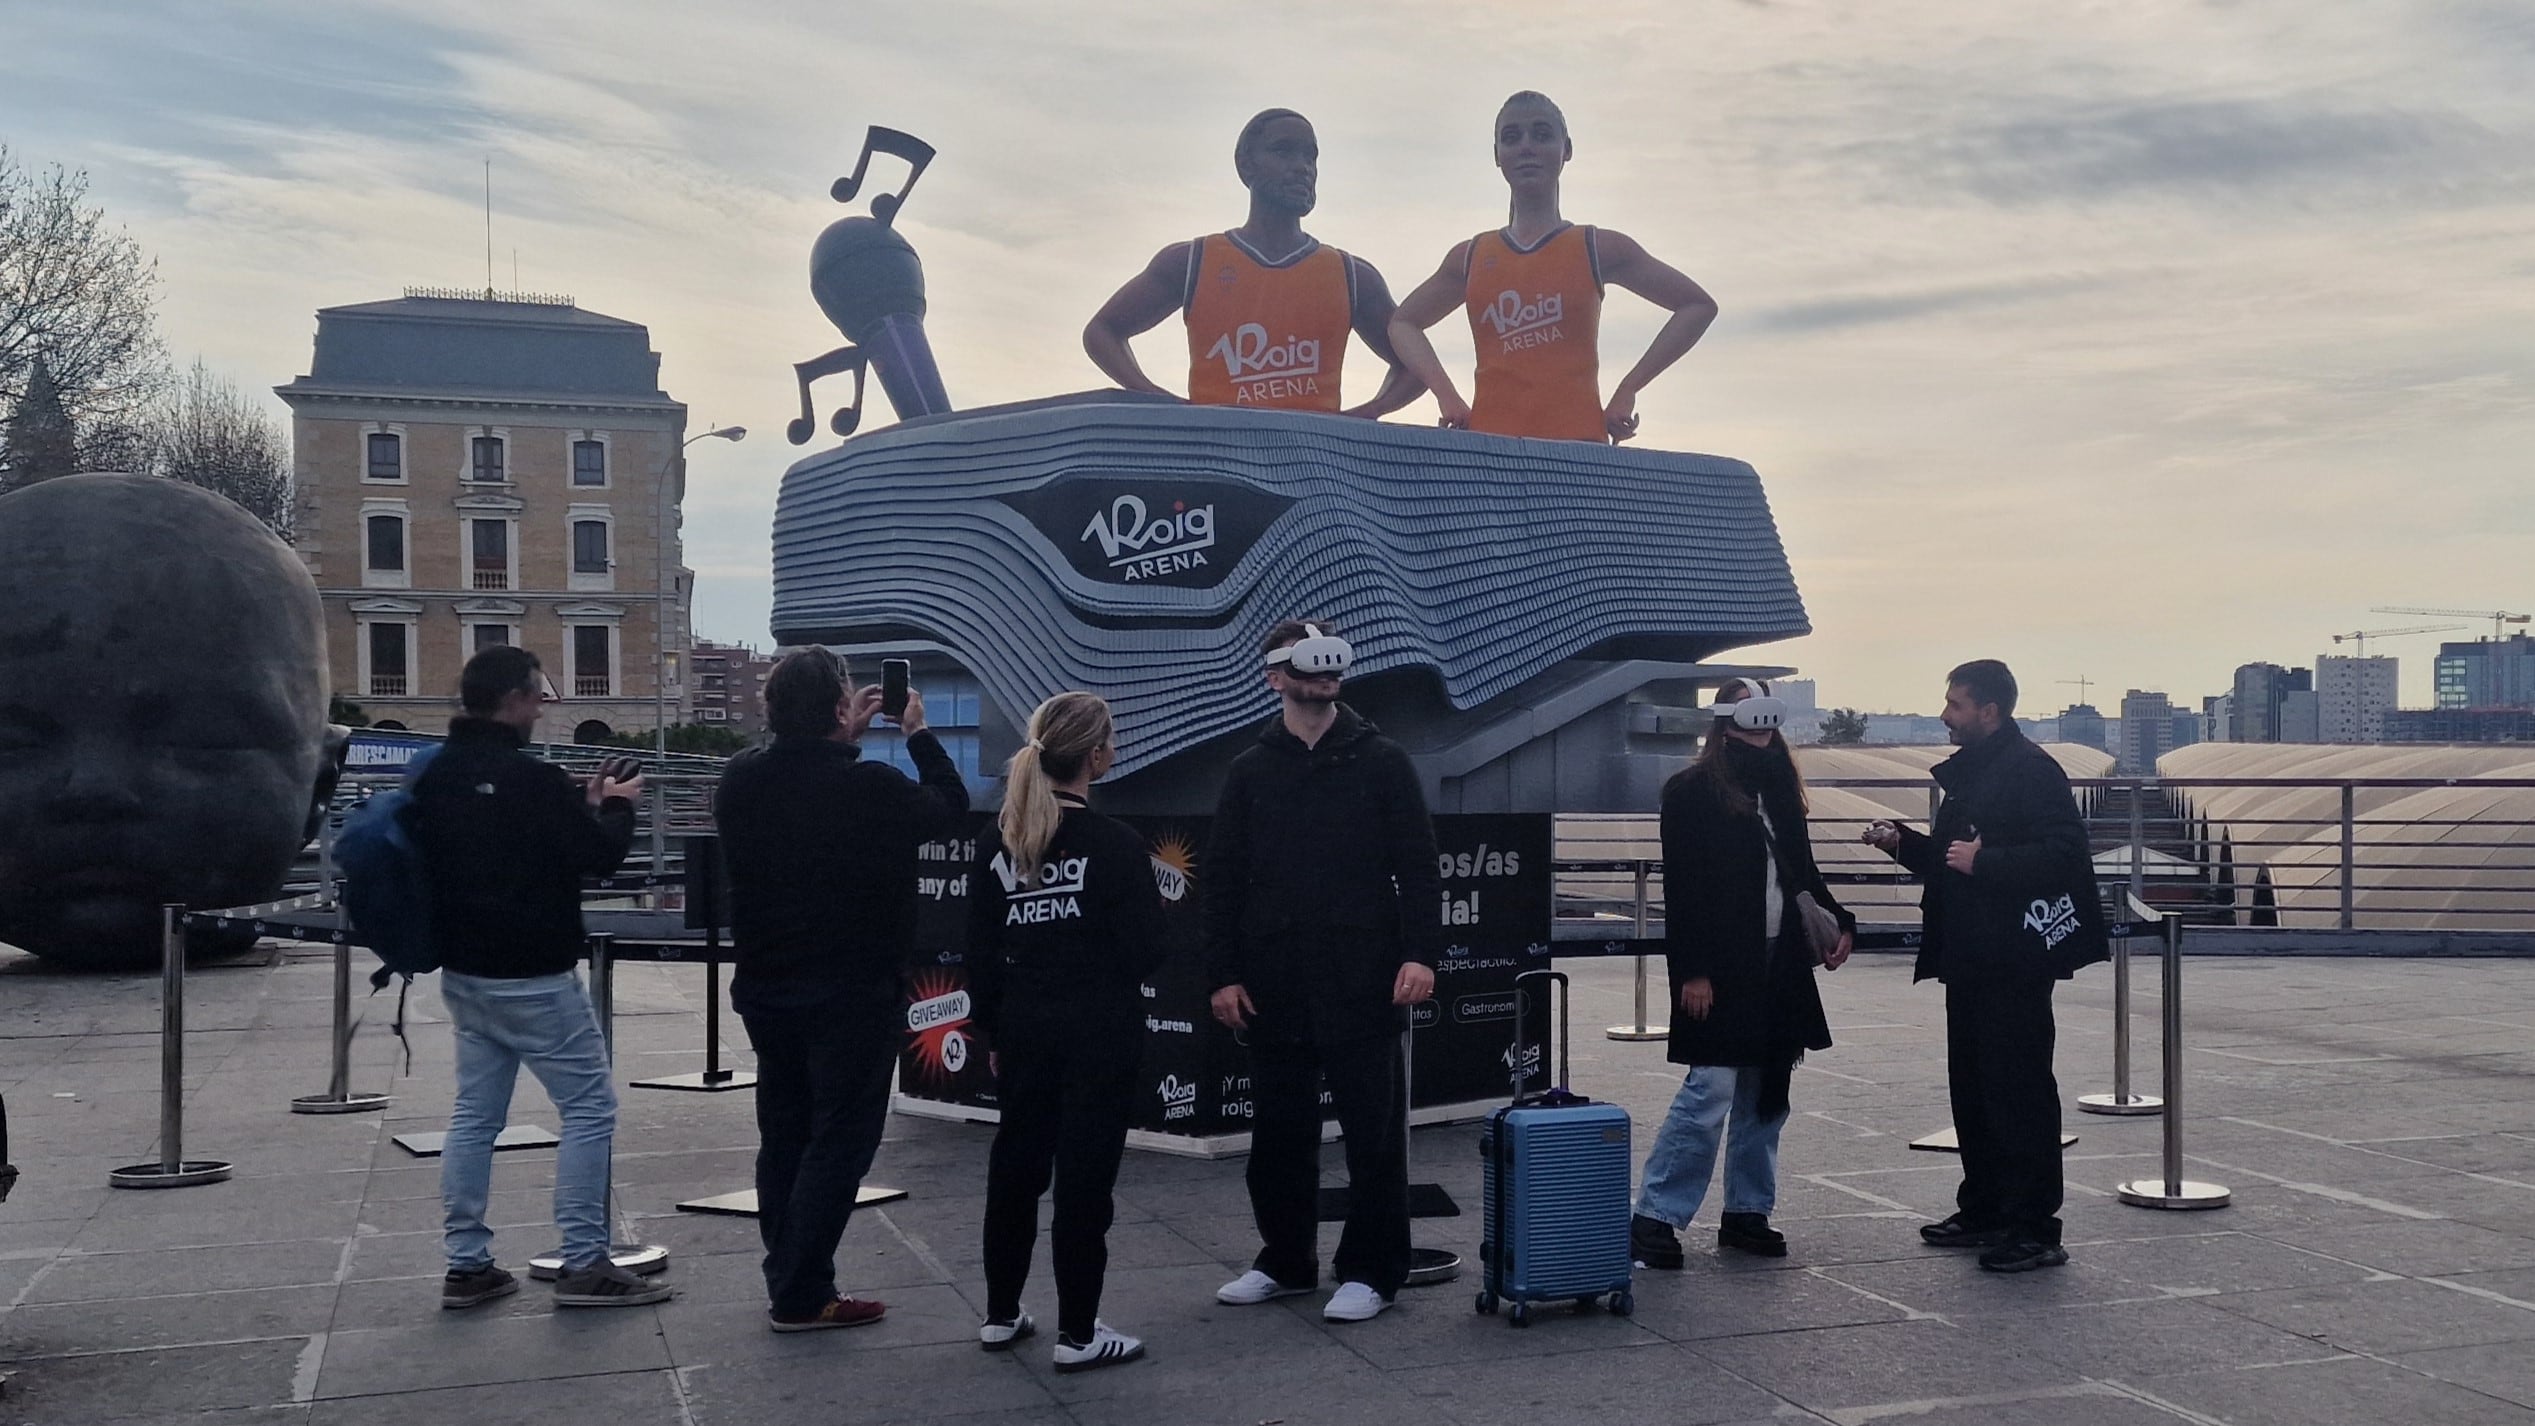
[2371,606,2531,641]
[2331,624,2465,655]
[2057,675,2094,707]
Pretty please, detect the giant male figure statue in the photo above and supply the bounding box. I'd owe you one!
[0,474,334,969]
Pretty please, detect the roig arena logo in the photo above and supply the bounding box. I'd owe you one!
[998,473,1296,591]
[1082,494,1215,582]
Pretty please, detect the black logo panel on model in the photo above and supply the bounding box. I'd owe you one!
[998,474,1296,589]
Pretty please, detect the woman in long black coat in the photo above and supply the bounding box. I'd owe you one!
[1631,679,1855,1269]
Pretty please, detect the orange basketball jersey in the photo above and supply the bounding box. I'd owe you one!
[1463,224,1605,442]
[1183,234,1353,411]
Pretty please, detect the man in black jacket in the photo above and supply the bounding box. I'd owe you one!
[1866,660,2107,1273]
[412,646,658,1310]
[714,648,970,1332]
[1204,619,1442,1323]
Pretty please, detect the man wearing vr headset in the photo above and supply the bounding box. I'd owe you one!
[1203,619,1442,1324]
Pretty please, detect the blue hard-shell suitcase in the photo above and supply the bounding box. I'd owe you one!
[1476,970,1634,1326]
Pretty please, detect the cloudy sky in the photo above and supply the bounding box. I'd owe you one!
[7,0,2530,714]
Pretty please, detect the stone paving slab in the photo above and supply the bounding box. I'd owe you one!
[4,948,2534,1424]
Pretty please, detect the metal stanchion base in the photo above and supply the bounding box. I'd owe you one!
[291,1091,391,1115]
[673,1185,908,1217]
[110,1160,233,1189]
[1908,1126,2078,1152]
[1603,1026,1667,1042]
[528,1243,671,1281]
[629,1070,757,1093]
[2078,1093,2163,1116]
[2117,1178,2231,1210]
[1405,1246,1462,1287]
[393,1125,560,1157]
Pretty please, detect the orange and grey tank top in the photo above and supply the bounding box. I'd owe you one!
[1183,233,1353,411]
[1463,224,1605,442]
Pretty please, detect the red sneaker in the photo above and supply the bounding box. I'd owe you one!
[770,1296,888,1333]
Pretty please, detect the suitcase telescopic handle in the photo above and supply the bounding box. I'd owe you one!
[1514,969,1569,1098]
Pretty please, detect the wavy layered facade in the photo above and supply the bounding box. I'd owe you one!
[770,394,1808,779]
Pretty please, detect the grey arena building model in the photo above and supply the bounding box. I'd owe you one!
[768,392,1810,814]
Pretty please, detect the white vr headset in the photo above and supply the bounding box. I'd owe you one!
[1264,623,1353,677]
[1706,677,1787,730]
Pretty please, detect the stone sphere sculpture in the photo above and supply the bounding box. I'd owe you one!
[0,474,331,969]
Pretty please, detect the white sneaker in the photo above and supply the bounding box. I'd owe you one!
[1052,1321,1145,1374]
[1321,1281,1390,1322]
[1215,1269,1310,1305]
[978,1308,1035,1351]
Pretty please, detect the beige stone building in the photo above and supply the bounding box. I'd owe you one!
[278,290,692,741]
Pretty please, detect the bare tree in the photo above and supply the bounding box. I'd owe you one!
[0,145,164,435]
[148,360,293,539]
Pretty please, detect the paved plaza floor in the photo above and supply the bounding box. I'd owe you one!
[3,946,2533,1425]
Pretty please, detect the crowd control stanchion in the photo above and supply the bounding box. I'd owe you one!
[632,836,755,1093]
[291,885,391,1115]
[1605,863,1666,1042]
[2079,918,2161,1117]
[530,934,671,1279]
[2116,903,2228,1211]
[1402,1015,1462,1288]
[110,906,234,1189]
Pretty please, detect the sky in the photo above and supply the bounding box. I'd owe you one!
[5,0,2531,715]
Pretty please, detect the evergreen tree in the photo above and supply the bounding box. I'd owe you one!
[1818,708,1870,746]
[0,353,77,490]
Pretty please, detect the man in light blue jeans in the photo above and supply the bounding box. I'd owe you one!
[410,646,659,1309]
[440,970,617,1280]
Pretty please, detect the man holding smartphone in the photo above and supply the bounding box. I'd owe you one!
[714,649,969,1332]
[1862,660,2106,1274]
[413,646,659,1311]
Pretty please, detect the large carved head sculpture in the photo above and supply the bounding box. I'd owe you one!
[0,474,332,968]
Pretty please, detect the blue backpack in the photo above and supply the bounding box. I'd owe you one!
[337,745,444,994]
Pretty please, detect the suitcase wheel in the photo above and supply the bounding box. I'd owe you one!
[1508,1302,1532,1328]
[1609,1289,1635,1317]
[1475,1290,1498,1316]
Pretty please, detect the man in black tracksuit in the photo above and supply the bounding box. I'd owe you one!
[1204,619,1442,1324]
[1867,660,2107,1272]
[714,649,969,1332]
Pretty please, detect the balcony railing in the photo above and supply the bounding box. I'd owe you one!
[369,674,407,697]
[471,570,509,591]
[575,675,611,698]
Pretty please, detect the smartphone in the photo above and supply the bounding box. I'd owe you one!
[599,755,643,784]
[881,658,911,721]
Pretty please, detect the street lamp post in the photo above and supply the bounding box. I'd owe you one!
[658,425,746,765]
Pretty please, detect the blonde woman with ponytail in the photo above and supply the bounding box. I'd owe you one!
[965,692,1167,1374]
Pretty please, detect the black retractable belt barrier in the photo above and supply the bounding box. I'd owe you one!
[528,933,671,1280]
[109,906,233,1189]
[631,836,756,1093]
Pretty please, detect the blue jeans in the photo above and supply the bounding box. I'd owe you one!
[1635,1065,1786,1226]
[439,970,617,1273]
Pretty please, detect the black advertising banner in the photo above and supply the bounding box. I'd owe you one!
[897,812,1554,1139]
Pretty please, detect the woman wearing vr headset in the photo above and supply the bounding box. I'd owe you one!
[1631,679,1855,1270]
[965,692,1168,1373]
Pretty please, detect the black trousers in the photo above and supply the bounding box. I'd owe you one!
[1247,1027,1409,1298]
[740,991,902,1317]
[981,1004,1143,1340]
[1944,975,2064,1244]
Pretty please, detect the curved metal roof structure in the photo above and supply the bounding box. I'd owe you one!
[771,393,1810,779]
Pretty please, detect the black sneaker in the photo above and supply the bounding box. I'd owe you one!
[442,1263,519,1310]
[1630,1214,1684,1270]
[1977,1239,2069,1273]
[1919,1213,2011,1248]
[1716,1212,1787,1258]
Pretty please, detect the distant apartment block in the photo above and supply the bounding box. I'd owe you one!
[690,640,777,734]
[2229,662,2312,743]
[2169,708,2203,756]
[2203,694,2232,744]
[278,290,692,742]
[2118,690,2174,774]
[2435,636,2535,710]
[2316,655,2399,742]
[2058,703,2108,753]
[2382,707,2535,743]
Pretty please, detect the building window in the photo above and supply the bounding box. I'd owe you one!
[697,708,728,722]
[469,434,506,484]
[572,519,610,575]
[471,623,512,654]
[365,432,403,481]
[368,623,409,697]
[572,625,613,697]
[365,514,405,572]
[470,519,510,590]
[572,439,607,487]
